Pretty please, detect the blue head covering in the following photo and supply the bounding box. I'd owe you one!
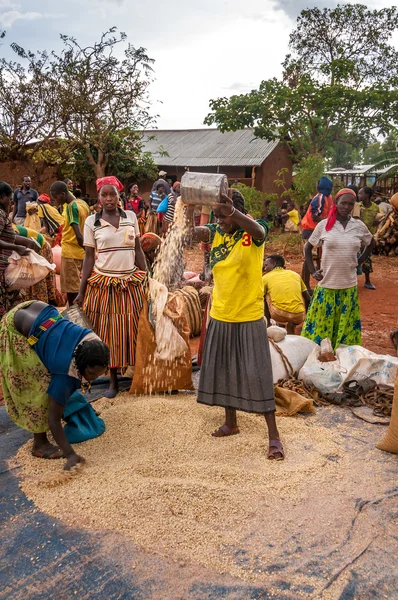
[317,176,333,196]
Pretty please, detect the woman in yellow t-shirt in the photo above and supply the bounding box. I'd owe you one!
[186,189,284,460]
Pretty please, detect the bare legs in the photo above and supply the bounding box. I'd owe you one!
[212,408,284,460]
[67,292,78,306]
[32,432,63,459]
[104,367,119,398]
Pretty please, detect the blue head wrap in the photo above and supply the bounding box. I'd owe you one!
[317,176,333,196]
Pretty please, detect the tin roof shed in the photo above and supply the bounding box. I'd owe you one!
[142,129,279,168]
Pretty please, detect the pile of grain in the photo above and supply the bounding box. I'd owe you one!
[152,197,189,289]
[17,393,348,582]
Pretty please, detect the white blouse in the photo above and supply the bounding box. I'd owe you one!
[83,210,140,278]
[309,218,373,289]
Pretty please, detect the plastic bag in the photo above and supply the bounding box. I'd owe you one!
[156,196,169,213]
[5,250,56,291]
[336,345,398,390]
[270,335,317,382]
[298,346,344,394]
[24,201,41,232]
[267,325,287,342]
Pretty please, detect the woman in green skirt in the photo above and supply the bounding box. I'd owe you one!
[302,188,375,350]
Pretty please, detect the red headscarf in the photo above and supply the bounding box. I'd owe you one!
[96,176,124,192]
[172,181,181,191]
[325,188,356,231]
[38,193,51,204]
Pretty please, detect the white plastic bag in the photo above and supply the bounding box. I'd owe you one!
[270,335,317,382]
[337,345,398,390]
[148,278,187,361]
[298,346,344,394]
[5,250,56,291]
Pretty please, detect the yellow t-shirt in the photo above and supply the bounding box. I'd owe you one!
[61,199,90,259]
[206,220,268,323]
[262,268,307,314]
[287,209,299,225]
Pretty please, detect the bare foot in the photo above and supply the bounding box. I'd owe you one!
[32,443,63,459]
[104,387,118,399]
[211,424,240,437]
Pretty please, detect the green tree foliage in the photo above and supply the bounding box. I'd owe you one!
[62,129,158,183]
[272,155,325,206]
[0,28,157,180]
[205,5,398,163]
[231,183,269,218]
[283,4,398,87]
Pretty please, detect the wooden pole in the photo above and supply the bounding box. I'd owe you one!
[251,166,256,188]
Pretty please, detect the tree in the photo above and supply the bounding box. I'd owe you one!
[283,4,398,87]
[0,39,57,163]
[0,28,157,180]
[205,5,398,164]
[64,128,158,183]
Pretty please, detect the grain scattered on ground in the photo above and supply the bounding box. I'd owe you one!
[17,392,346,583]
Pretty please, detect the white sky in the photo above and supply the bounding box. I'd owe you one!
[0,0,394,129]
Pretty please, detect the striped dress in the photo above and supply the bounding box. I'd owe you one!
[82,209,146,368]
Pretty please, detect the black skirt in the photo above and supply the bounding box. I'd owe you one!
[197,318,275,414]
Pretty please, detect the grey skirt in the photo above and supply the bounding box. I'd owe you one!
[197,318,275,414]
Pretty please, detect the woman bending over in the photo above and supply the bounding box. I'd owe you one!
[0,301,109,469]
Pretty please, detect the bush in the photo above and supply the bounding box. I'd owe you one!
[231,183,269,218]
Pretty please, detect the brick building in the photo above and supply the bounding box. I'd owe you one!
[137,128,292,199]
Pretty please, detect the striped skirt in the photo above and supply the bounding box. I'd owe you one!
[83,270,147,368]
[197,318,275,414]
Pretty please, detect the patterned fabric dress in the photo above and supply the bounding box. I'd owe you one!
[301,286,362,349]
[0,301,94,433]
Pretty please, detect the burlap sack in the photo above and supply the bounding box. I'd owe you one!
[130,296,193,394]
[274,386,315,417]
[168,286,203,337]
[377,372,398,454]
[144,211,158,234]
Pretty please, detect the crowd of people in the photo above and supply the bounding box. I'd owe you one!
[0,169,397,468]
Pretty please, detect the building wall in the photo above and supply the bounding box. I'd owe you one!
[254,144,292,196]
[0,161,59,193]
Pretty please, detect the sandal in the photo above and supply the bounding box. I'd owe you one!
[32,447,63,459]
[211,424,240,437]
[268,439,285,461]
[343,379,377,398]
[342,380,361,399]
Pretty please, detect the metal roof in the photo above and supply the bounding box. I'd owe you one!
[141,129,279,167]
[325,163,397,176]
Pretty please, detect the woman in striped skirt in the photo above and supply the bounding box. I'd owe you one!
[75,176,147,398]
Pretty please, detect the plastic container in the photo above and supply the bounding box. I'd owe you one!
[180,172,228,206]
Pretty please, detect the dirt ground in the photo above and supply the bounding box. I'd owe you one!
[184,244,398,356]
